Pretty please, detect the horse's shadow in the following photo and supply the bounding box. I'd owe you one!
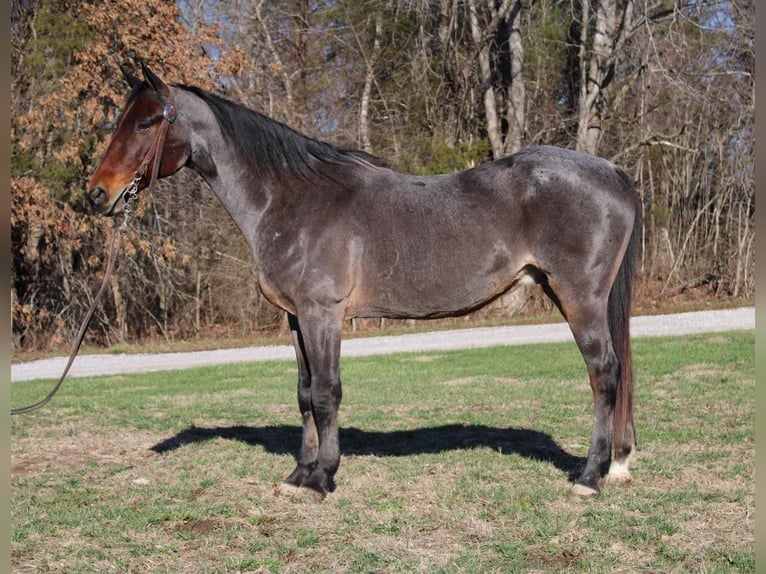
[151,423,586,482]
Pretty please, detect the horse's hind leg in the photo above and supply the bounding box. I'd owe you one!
[282,313,320,490]
[570,309,620,498]
[545,288,620,498]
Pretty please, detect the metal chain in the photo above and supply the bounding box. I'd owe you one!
[122,173,142,215]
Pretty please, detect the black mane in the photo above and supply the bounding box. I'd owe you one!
[175,85,386,180]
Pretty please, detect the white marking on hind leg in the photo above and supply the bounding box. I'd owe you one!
[604,449,635,485]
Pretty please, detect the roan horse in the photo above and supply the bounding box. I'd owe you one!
[88,63,639,499]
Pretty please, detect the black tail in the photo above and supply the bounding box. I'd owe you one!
[609,169,640,461]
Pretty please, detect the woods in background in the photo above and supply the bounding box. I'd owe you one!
[11,0,754,351]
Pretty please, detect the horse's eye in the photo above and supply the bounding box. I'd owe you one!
[135,120,153,132]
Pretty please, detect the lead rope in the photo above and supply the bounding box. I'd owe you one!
[12,88,175,415]
[11,217,127,415]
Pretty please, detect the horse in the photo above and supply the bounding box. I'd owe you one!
[88,62,639,500]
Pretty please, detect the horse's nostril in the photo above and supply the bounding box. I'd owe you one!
[88,185,107,206]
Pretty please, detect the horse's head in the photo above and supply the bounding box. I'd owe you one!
[87,63,190,215]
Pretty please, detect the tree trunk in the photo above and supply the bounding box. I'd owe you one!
[468,0,517,159]
[576,0,633,155]
[359,12,383,154]
[255,2,294,120]
[111,274,128,341]
[468,0,503,159]
[504,0,524,155]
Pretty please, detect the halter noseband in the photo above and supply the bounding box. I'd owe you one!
[122,88,177,213]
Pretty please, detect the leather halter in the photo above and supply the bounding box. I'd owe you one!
[121,88,177,212]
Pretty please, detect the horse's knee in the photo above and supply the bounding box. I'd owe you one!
[311,377,342,415]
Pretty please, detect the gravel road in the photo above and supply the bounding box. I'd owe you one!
[11,307,754,382]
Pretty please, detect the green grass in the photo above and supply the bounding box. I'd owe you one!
[11,331,754,573]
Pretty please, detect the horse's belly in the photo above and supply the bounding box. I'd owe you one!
[350,256,536,320]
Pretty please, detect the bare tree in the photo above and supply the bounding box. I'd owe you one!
[576,0,634,154]
[505,0,525,154]
[467,0,519,159]
[358,12,383,153]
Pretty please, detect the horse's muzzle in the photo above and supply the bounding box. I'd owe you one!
[87,185,118,215]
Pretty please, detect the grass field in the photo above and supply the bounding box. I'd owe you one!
[11,331,754,573]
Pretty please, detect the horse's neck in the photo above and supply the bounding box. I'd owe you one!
[177,89,272,250]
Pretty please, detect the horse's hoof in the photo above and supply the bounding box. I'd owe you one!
[275,482,302,497]
[572,483,599,499]
[604,458,633,485]
[603,471,633,485]
[303,484,328,502]
[274,482,326,502]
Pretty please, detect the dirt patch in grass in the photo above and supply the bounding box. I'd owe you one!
[441,375,483,386]
[11,419,163,478]
[167,517,227,536]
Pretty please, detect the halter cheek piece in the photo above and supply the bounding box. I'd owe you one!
[122,89,177,213]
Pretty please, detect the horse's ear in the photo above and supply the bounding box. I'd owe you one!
[119,63,142,90]
[140,61,171,99]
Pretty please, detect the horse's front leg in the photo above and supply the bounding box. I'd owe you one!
[284,307,344,499]
[282,313,319,489]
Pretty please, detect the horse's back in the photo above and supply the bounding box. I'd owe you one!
[343,146,636,319]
